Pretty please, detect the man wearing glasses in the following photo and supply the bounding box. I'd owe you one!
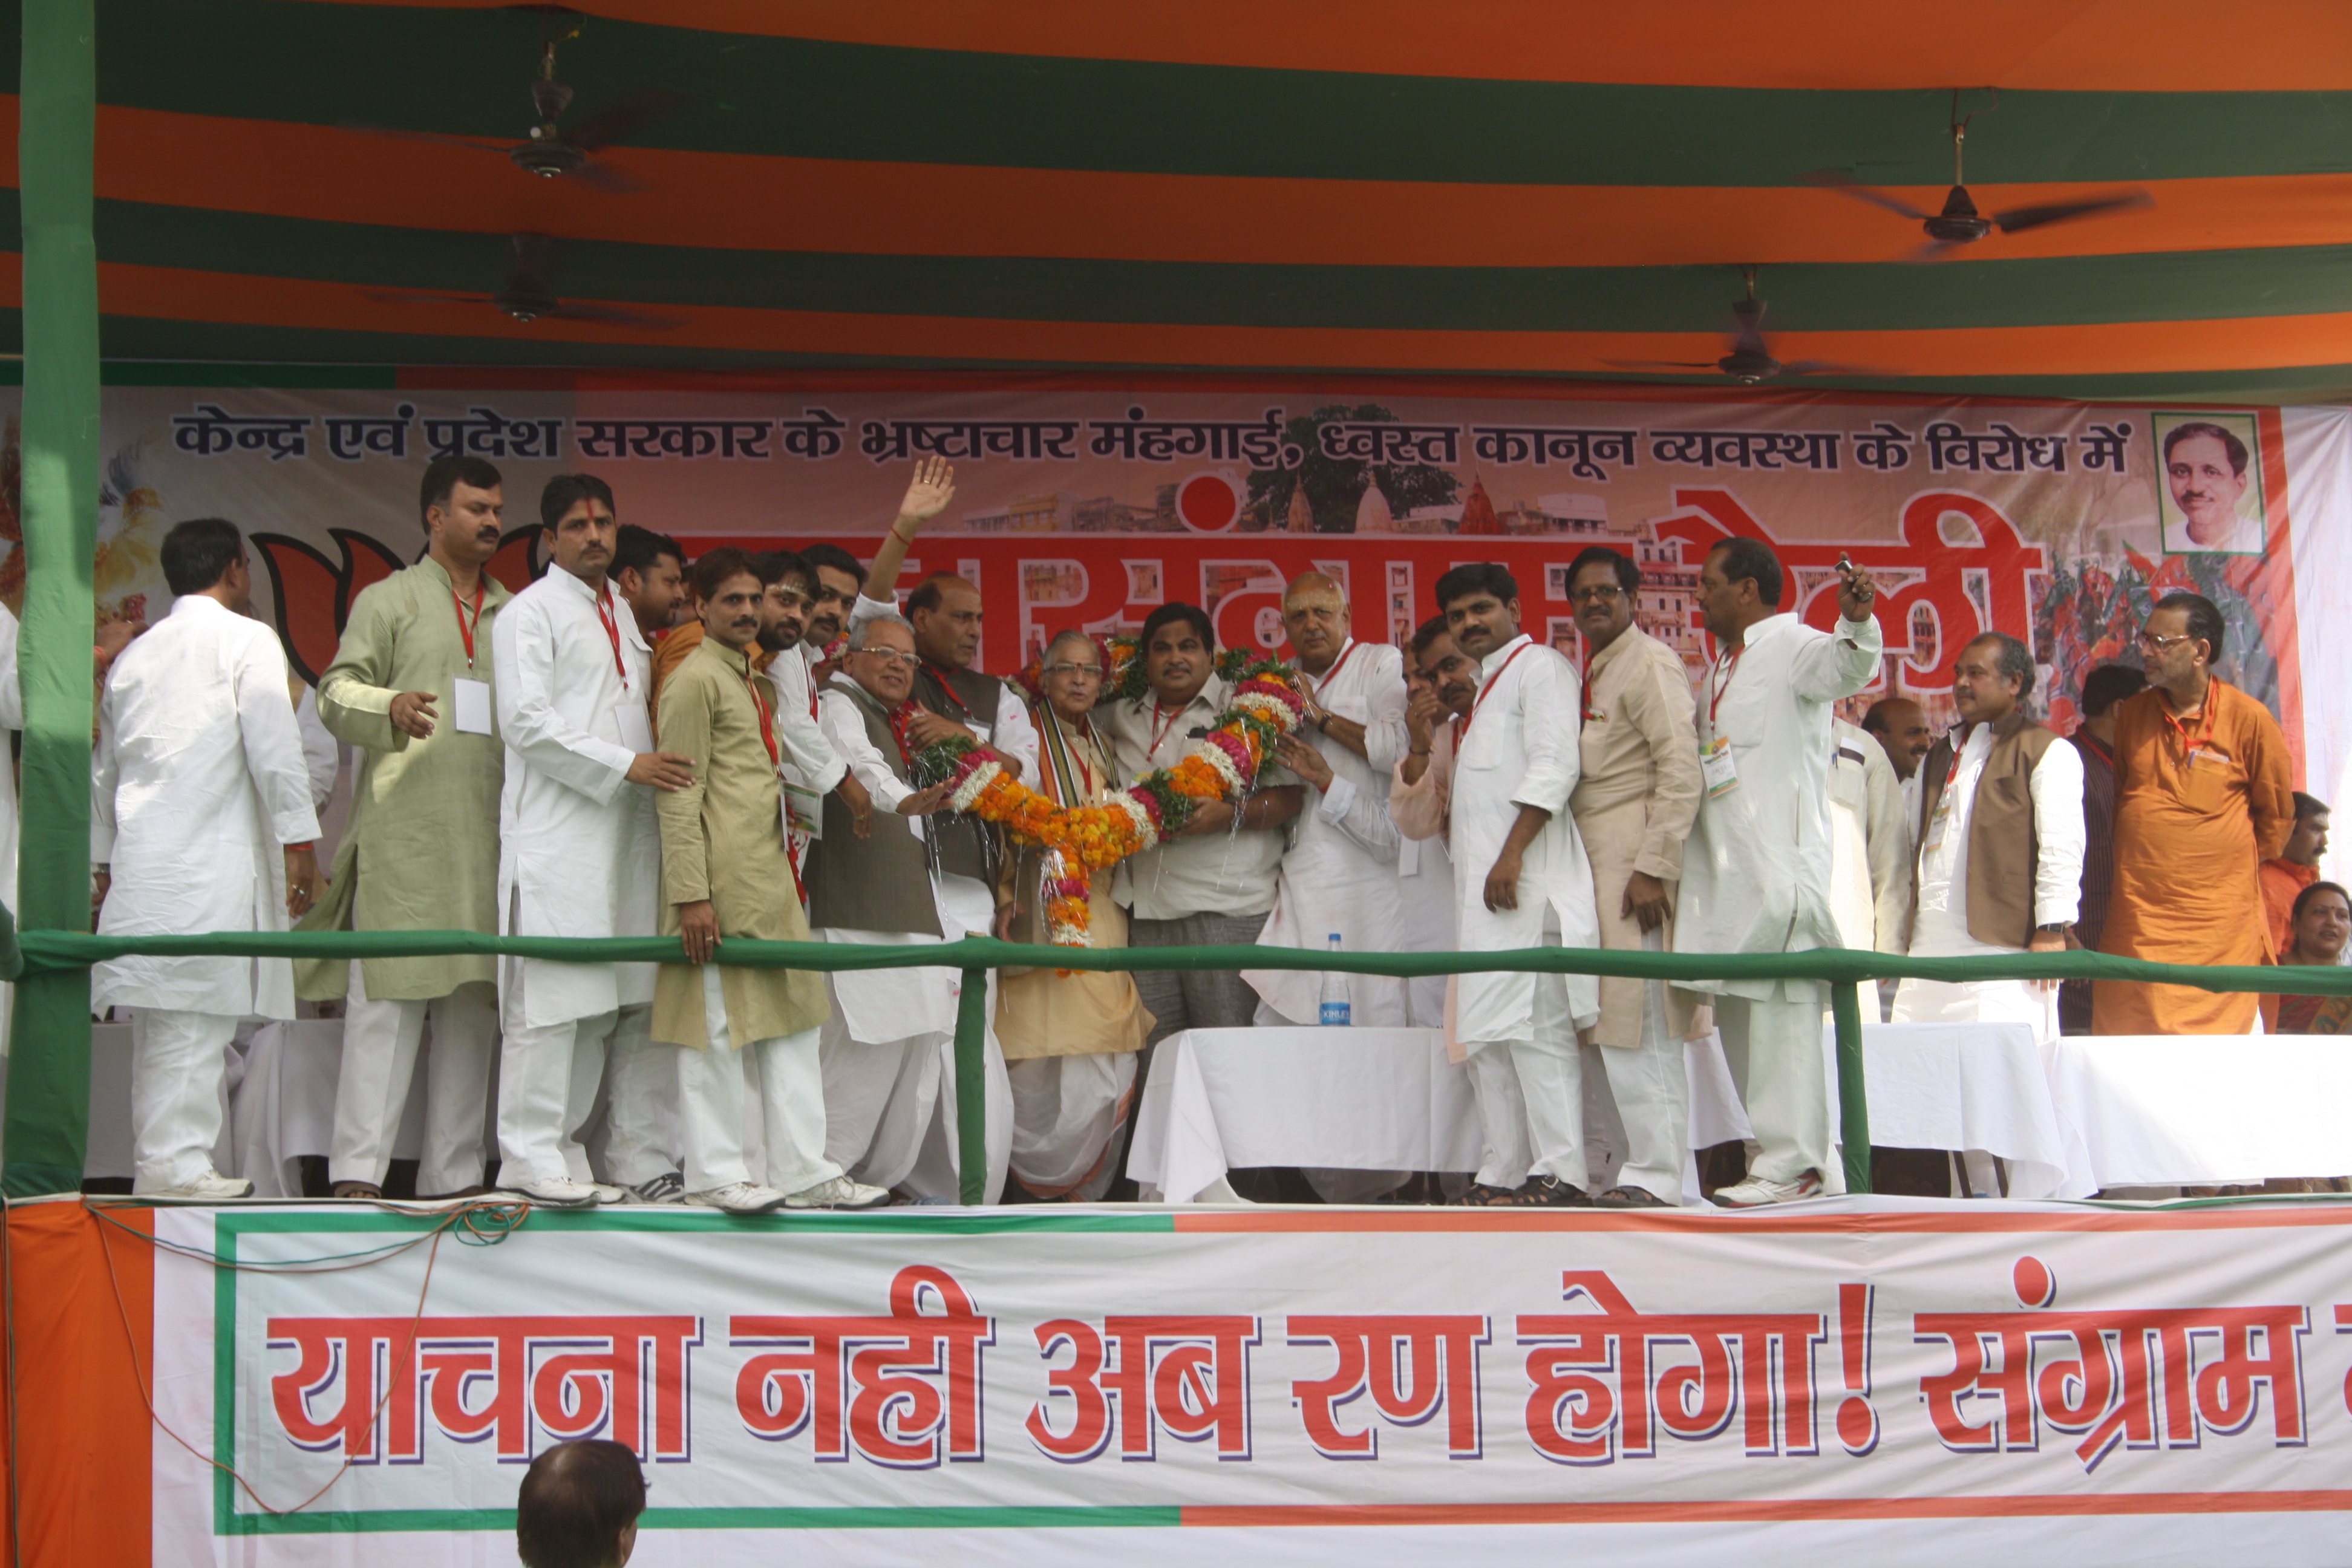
[2094,591,2295,1034]
[1560,546,1704,1207]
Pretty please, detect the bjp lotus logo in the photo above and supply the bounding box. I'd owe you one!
[252,527,543,685]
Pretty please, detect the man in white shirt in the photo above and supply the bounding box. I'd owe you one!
[491,474,695,1209]
[1246,571,1410,1027]
[1389,618,1478,1028]
[1827,717,1913,956]
[1436,564,1606,1207]
[93,518,322,1198]
[1892,632,2084,1044]
[1098,603,1303,1045]
[1675,538,1884,1207]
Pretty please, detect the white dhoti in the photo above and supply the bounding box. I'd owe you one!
[1714,981,1841,1192]
[818,927,956,1193]
[131,1008,240,1192]
[330,967,498,1193]
[1008,1052,1134,1201]
[676,965,839,1196]
[900,872,1012,1204]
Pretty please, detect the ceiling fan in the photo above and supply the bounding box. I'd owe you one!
[339,10,682,194]
[364,233,683,329]
[1606,267,1887,383]
[1806,89,2152,261]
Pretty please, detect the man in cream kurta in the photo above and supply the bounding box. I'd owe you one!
[491,475,688,1208]
[1675,539,1884,1207]
[1436,564,1605,1205]
[1246,573,1411,1027]
[1563,549,1704,1207]
[307,456,510,1198]
[94,521,322,1198]
[652,550,889,1214]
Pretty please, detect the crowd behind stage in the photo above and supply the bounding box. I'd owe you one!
[65,451,2336,1214]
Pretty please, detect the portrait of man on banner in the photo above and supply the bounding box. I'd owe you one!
[2155,411,2267,557]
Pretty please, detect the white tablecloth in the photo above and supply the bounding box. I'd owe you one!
[1816,1020,2076,1200]
[2046,1033,2352,1192]
[1128,1027,1755,1205]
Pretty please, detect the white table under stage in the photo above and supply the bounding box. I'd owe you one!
[2045,1033,2352,1192]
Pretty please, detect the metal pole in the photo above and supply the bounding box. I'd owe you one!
[954,967,988,1204]
[2,0,100,1197]
[1832,979,1872,1195]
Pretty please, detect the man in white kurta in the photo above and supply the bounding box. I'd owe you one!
[93,522,321,1198]
[1390,619,1478,1030]
[1892,633,2084,1045]
[1437,565,1605,1205]
[1675,539,1884,1207]
[1827,717,1913,955]
[1246,573,1411,1028]
[491,475,689,1207]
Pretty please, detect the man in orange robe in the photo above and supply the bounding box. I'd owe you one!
[2094,592,2296,1035]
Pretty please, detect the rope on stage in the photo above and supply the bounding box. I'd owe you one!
[80,1195,529,1518]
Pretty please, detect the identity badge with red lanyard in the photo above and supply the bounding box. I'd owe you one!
[595,584,654,753]
[1698,642,1743,800]
[450,578,494,735]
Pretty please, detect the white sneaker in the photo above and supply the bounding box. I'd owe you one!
[684,1182,791,1215]
[627,1171,686,1205]
[1711,1171,1824,1208]
[505,1176,605,1210]
[784,1175,892,1211]
[140,1169,253,1201]
[584,1180,629,1204]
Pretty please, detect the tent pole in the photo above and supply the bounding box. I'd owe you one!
[3,0,100,1196]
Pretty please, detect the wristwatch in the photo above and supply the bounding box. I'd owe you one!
[2034,922,2072,935]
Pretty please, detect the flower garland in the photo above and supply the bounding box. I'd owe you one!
[916,652,1305,946]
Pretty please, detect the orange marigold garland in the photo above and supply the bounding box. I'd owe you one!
[920,650,1305,946]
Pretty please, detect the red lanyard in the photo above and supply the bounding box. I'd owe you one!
[2163,691,2220,762]
[593,585,630,690]
[1147,698,1191,759]
[743,665,779,766]
[922,660,971,717]
[451,580,485,669]
[1706,642,1746,728]
[1307,640,1357,701]
[1460,642,1532,738]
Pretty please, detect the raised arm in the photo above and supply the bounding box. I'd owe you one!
[855,456,957,618]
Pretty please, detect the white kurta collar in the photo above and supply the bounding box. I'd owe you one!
[169,592,231,621]
[1477,632,1533,678]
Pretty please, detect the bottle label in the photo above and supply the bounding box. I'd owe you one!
[1321,1001,1351,1027]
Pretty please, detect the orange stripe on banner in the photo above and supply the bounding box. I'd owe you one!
[1,1200,154,1568]
[65,259,2352,379]
[273,1,2352,94]
[1173,1206,2352,1234]
[1181,1492,2352,1527]
[67,104,2352,270]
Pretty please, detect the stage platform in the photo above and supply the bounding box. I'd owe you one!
[5,1192,2350,1567]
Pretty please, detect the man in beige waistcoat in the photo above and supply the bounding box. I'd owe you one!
[1563,547,1705,1207]
[652,549,890,1214]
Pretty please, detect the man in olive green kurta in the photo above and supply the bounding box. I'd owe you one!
[304,456,511,1198]
[652,550,888,1213]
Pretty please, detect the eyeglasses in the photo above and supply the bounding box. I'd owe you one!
[2136,630,2195,653]
[1044,662,1103,680]
[857,648,923,668]
[1569,584,1624,605]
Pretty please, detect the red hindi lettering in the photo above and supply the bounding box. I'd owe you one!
[1022,1313,1260,1462]
[1289,1314,1488,1459]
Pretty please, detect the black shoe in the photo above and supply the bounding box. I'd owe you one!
[1595,1184,1672,1209]
[1495,1177,1592,1207]
[1454,1181,1523,1207]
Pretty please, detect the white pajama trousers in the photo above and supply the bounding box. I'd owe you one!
[131,1007,238,1192]
[1714,981,1838,1190]
[676,966,839,1196]
[328,969,497,1193]
[497,1003,671,1187]
[1007,1051,1134,1201]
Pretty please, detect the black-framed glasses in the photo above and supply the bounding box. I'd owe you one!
[1569,584,1624,605]
[1044,662,1103,679]
[857,648,923,668]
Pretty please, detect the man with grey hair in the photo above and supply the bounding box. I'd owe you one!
[1892,630,2085,1050]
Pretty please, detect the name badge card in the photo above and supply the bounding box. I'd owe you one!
[1699,736,1740,799]
[451,678,492,736]
[616,701,653,755]
[783,773,825,841]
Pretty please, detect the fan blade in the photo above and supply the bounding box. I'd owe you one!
[545,300,685,330]
[1802,168,1932,223]
[564,88,687,152]
[1903,238,1968,264]
[361,289,495,305]
[1991,189,2153,234]
[1782,361,1901,378]
[1602,359,1723,371]
[335,120,512,154]
[567,157,648,195]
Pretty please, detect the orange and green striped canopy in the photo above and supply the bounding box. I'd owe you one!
[15,0,2352,399]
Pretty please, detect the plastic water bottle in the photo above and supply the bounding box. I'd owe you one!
[1319,933,1351,1026]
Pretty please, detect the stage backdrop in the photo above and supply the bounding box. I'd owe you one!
[0,1200,2327,1567]
[2,375,2345,867]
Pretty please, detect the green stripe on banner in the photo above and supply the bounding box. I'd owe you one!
[89,2,2352,183]
[26,929,2352,997]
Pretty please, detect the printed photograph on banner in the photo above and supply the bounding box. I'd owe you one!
[2154,411,2267,557]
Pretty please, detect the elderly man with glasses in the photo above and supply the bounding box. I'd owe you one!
[991,631,1155,1200]
[2094,591,2296,1035]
